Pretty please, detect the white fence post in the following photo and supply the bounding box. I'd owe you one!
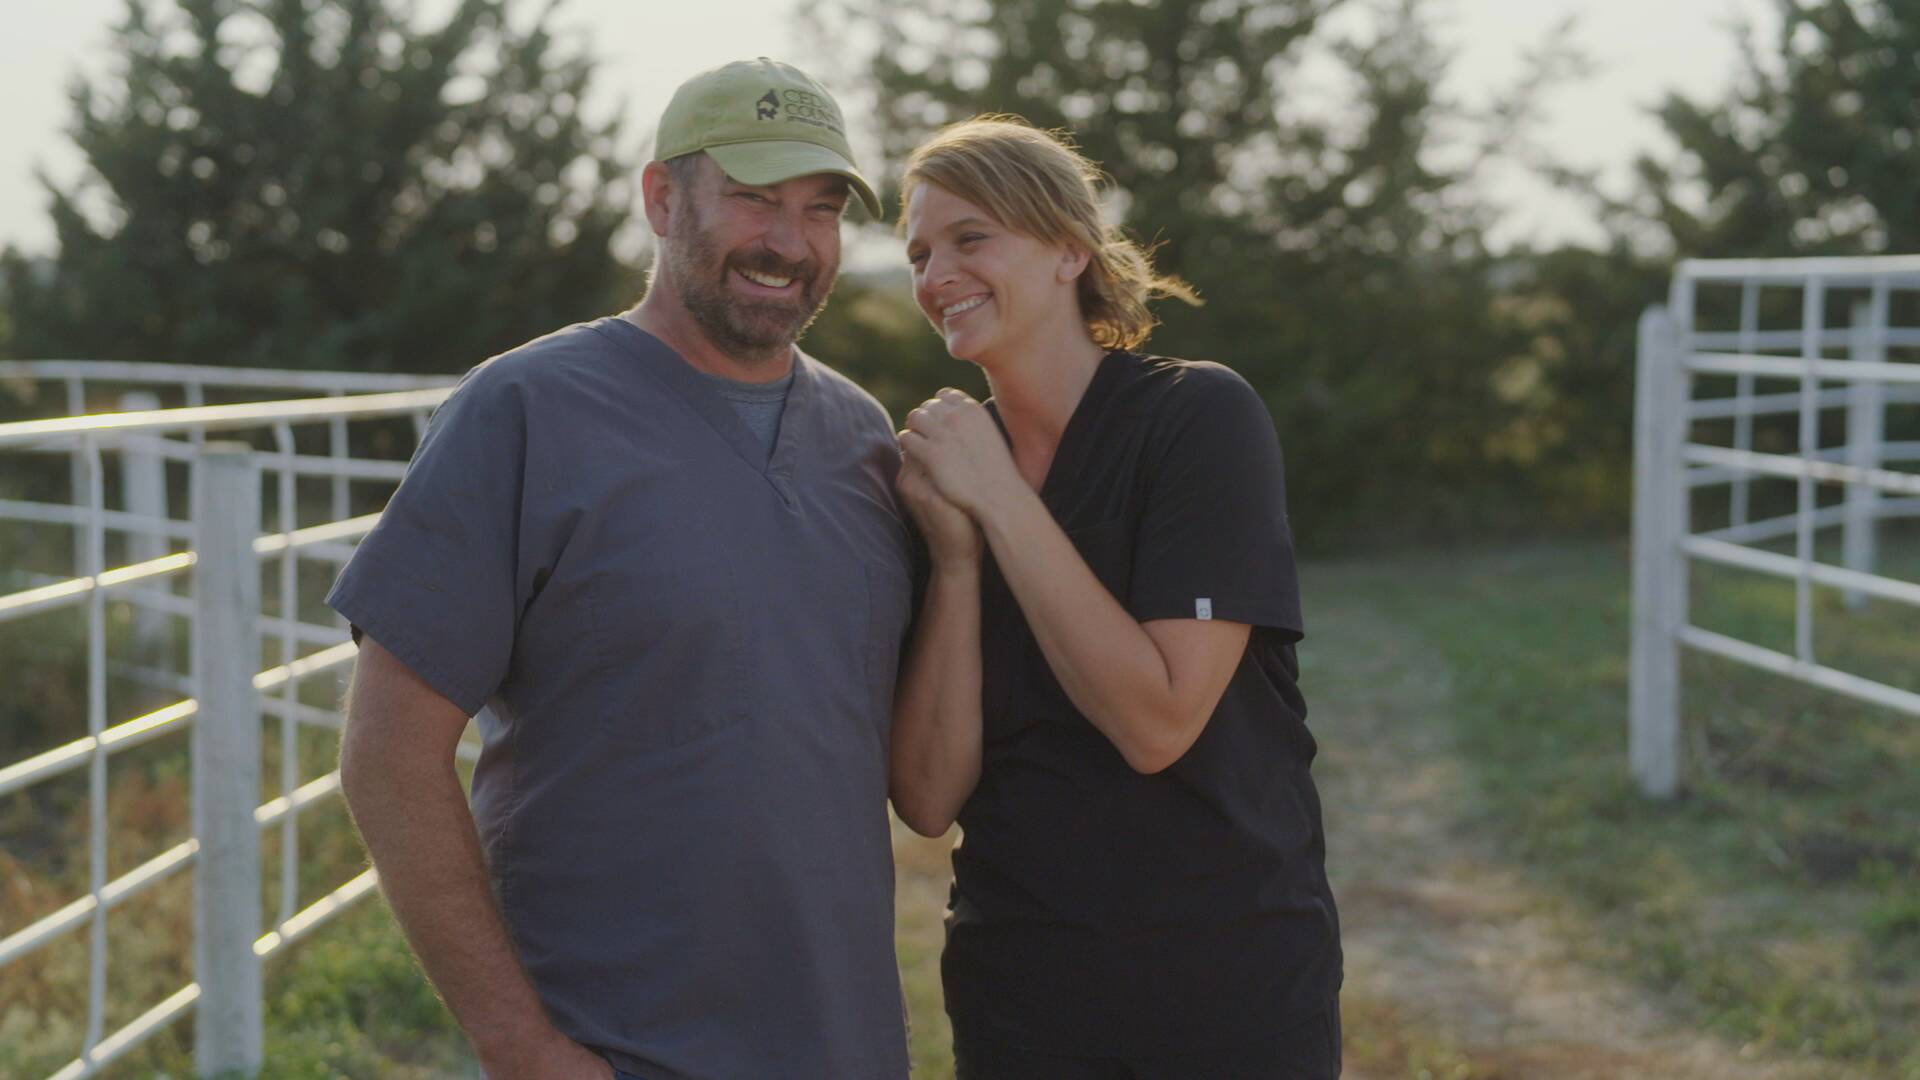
[1731,280,1759,528]
[1844,300,1884,610]
[67,376,89,574]
[329,391,350,524]
[1631,303,1687,798]
[120,391,171,654]
[192,443,264,1077]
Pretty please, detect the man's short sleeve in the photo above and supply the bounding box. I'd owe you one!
[1126,366,1304,640]
[325,365,525,714]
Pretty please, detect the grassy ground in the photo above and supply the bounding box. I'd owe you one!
[2,534,1914,1077]
[1314,533,1918,1078]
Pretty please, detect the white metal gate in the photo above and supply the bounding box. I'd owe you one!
[1631,257,1920,797]
[0,362,456,1077]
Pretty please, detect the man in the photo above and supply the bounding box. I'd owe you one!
[328,58,914,1080]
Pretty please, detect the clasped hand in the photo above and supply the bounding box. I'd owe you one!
[897,388,1016,565]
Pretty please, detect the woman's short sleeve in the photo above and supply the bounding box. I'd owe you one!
[1126,365,1304,640]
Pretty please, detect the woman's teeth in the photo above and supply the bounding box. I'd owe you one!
[943,295,988,319]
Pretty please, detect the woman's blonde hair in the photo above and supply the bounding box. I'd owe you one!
[900,115,1200,351]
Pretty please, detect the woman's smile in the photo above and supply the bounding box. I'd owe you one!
[942,294,991,323]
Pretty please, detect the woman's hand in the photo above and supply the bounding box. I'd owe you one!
[900,389,1022,517]
[896,448,981,567]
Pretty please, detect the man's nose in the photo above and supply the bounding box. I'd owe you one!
[761,209,809,264]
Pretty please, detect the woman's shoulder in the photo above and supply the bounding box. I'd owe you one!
[1120,352,1272,430]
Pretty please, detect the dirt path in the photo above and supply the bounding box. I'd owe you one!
[1309,597,1850,1080]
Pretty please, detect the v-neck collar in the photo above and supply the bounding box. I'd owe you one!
[592,316,812,489]
[986,350,1130,509]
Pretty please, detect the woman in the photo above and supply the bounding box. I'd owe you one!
[890,116,1342,1079]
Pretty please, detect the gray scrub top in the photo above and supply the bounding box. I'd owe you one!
[326,317,915,1080]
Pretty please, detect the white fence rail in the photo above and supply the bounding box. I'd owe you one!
[1631,257,1920,797]
[0,364,458,1077]
[1,360,454,569]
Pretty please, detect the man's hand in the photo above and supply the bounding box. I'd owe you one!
[340,638,609,1080]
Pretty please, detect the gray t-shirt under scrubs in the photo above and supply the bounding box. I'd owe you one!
[325,317,915,1080]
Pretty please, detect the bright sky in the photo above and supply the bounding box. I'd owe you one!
[0,0,1774,257]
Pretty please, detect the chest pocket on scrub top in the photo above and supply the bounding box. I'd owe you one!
[589,555,749,749]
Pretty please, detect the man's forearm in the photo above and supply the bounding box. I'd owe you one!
[341,743,565,1071]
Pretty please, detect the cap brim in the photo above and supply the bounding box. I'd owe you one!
[706,141,883,220]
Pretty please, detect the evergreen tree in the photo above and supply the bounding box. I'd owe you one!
[819,0,1325,278]
[1,0,637,374]
[1633,0,1920,256]
[820,0,1603,543]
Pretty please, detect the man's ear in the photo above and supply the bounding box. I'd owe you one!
[640,160,676,239]
[1057,243,1092,285]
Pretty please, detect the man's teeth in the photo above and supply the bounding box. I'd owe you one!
[943,296,988,318]
[739,268,794,288]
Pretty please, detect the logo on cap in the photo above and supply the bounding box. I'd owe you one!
[776,88,843,133]
[756,90,779,121]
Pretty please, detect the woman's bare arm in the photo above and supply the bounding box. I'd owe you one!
[902,390,1248,774]
[972,480,1248,773]
[886,459,986,836]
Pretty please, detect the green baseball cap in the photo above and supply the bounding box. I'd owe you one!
[655,57,882,219]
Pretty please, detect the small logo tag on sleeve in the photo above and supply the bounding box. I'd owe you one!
[1195,598,1213,620]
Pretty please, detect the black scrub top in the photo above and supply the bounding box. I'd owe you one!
[943,350,1342,1057]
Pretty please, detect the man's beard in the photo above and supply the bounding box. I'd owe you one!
[664,203,836,364]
